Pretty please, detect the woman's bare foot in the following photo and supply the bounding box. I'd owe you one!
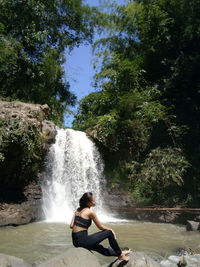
[118,250,130,261]
[122,248,131,255]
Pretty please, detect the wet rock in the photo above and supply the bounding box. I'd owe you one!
[24,182,42,201]
[189,246,200,255]
[41,120,57,145]
[103,187,135,208]
[186,220,200,231]
[37,247,101,267]
[0,100,56,225]
[109,251,161,267]
[0,200,43,226]
[0,253,31,267]
[160,254,200,267]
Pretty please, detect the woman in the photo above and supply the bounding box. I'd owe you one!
[70,192,130,261]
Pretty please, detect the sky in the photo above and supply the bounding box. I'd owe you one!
[63,0,126,127]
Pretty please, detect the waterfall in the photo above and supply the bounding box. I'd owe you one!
[42,128,107,223]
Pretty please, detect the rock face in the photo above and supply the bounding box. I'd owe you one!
[0,100,57,226]
[41,120,57,148]
[0,200,43,226]
[0,253,31,267]
[0,100,49,121]
[37,248,101,267]
[0,181,44,226]
[109,252,162,267]
[0,100,57,151]
[103,187,135,209]
[108,207,200,224]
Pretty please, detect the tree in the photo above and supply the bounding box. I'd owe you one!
[74,0,200,205]
[0,0,96,122]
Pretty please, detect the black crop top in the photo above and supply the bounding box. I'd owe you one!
[74,215,92,229]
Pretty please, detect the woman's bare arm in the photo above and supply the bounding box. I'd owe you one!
[70,212,75,229]
[90,211,110,230]
[90,211,117,238]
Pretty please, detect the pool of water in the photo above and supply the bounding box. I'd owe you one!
[0,221,198,265]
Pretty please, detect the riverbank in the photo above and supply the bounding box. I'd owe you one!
[110,206,200,224]
[1,198,200,227]
[1,184,200,226]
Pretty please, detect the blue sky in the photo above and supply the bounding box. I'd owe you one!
[63,0,126,126]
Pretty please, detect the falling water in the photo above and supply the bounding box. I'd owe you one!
[42,128,106,223]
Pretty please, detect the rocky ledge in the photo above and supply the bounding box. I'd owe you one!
[0,248,200,267]
[108,205,200,225]
[0,100,56,226]
[0,182,43,227]
[0,100,57,147]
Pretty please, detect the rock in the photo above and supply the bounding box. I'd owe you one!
[0,100,56,225]
[0,200,43,226]
[103,187,135,209]
[186,220,200,231]
[41,120,57,148]
[0,100,57,149]
[160,254,200,267]
[23,182,42,201]
[0,253,31,267]
[0,100,49,122]
[189,246,200,255]
[177,255,187,266]
[37,247,101,267]
[109,252,161,267]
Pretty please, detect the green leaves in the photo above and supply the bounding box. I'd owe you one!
[0,116,44,201]
[128,147,190,204]
[73,0,200,205]
[140,147,189,187]
[0,0,96,123]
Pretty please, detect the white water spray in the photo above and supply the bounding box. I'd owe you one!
[42,128,108,223]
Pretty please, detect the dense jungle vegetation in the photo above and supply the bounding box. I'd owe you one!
[73,0,200,206]
[0,0,200,206]
[0,0,99,201]
[0,0,99,122]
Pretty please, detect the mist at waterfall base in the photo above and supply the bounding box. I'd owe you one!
[42,128,125,223]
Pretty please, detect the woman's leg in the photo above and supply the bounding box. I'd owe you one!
[85,230,122,256]
[92,244,118,256]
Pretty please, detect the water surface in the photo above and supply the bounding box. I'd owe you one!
[0,221,199,265]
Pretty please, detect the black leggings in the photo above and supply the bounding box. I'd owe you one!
[72,230,122,256]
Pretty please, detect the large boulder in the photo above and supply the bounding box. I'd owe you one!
[0,100,57,152]
[41,120,57,147]
[0,100,56,225]
[0,100,49,123]
[103,187,135,209]
[109,252,162,267]
[37,248,101,267]
[0,200,42,226]
[0,253,31,267]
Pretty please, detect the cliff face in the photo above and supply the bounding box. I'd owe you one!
[0,100,57,226]
[0,100,57,203]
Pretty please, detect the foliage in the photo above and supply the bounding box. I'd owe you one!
[128,147,190,205]
[0,117,44,201]
[0,0,97,122]
[73,0,200,205]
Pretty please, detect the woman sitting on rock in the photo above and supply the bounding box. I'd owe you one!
[70,192,130,261]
